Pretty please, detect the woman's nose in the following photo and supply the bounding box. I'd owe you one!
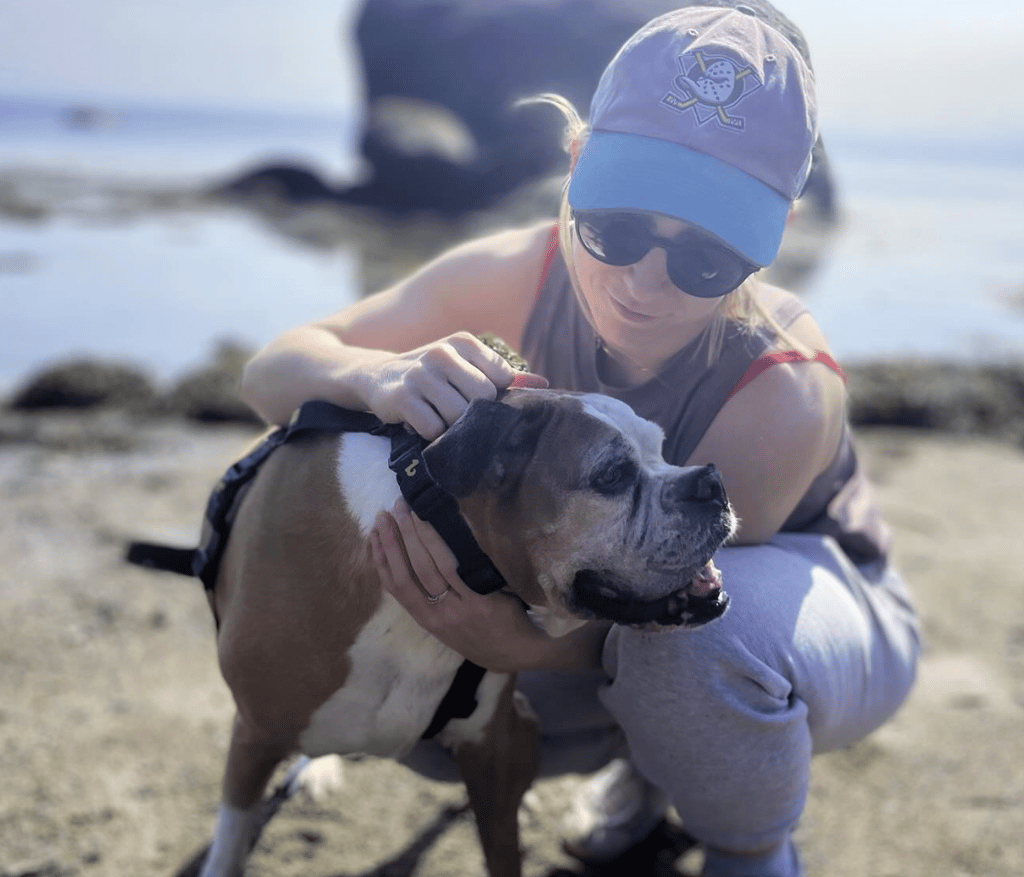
[624,246,671,291]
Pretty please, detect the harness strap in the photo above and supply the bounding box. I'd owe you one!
[125,542,196,576]
[420,659,489,739]
[192,401,388,592]
[125,398,500,740]
[387,429,507,596]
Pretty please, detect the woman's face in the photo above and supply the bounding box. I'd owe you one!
[571,212,727,375]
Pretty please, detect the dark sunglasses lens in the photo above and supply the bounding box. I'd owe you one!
[576,214,651,266]
[666,243,755,298]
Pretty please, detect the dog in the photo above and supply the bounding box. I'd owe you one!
[191,387,734,877]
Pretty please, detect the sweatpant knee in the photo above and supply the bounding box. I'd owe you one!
[599,616,811,852]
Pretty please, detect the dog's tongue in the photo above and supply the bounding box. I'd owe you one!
[690,560,723,598]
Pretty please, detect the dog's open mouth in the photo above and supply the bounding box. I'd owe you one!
[571,562,729,628]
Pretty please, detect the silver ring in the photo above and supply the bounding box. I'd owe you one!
[425,587,450,604]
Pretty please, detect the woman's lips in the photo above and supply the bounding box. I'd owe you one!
[609,297,659,323]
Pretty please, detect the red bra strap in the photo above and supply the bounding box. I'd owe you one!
[728,350,847,401]
[536,224,560,299]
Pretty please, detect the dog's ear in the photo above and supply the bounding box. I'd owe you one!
[422,399,521,497]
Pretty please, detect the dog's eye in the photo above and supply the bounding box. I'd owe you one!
[591,458,637,495]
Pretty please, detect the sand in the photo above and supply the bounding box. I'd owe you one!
[1,409,1022,877]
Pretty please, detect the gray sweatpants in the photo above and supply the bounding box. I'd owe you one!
[403,533,920,874]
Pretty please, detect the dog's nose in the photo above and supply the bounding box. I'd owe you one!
[661,464,727,510]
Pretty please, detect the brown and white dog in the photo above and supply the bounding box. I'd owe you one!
[197,388,735,877]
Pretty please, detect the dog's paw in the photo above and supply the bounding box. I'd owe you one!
[296,754,345,801]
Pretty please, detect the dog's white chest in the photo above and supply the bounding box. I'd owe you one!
[298,596,465,758]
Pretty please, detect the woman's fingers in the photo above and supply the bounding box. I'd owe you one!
[389,498,465,599]
[417,338,510,427]
[399,398,450,444]
[509,371,548,389]
[371,334,548,440]
[372,499,460,610]
[400,501,462,581]
[449,333,519,390]
[370,500,561,673]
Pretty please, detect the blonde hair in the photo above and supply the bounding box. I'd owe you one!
[518,93,810,366]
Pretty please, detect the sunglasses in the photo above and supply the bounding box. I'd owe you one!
[573,210,757,299]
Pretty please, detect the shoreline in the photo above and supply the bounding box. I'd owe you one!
[4,351,1023,453]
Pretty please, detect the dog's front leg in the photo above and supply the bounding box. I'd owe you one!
[199,713,292,877]
[444,674,541,877]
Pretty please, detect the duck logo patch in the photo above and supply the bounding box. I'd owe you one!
[662,51,762,131]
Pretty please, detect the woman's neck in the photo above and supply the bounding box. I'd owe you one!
[595,343,659,387]
[596,319,714,388]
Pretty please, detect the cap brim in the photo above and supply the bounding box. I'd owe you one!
[568,130,790,267]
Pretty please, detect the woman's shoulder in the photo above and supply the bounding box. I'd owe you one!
[747,277,834,357]
[435,220,555,276]
[696,281,849,542]
[416,220,557,345]
[747,277,808,325]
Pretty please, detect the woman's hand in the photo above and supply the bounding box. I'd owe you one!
[370,498,564,673]
[361,332,531,441]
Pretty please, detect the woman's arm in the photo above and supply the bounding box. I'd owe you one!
[239,222,553,433]
[688,313,847,544]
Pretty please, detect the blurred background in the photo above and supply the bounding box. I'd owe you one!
[2,0,1023,398]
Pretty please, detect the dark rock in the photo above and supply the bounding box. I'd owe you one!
[846,361,1024,447]
[212,163,338,206]
[217,0,837,224]
[163,370,259,424]
[344,0,837,219]
[162,340,261,424]
[8,358,157,411]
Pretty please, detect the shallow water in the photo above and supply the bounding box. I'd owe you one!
[0,207,361,393]
[800,140,1024,363]
[3,57,1024,394]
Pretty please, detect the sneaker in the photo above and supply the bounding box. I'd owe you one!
[561,757,669,863]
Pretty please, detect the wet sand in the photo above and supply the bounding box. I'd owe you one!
[1,408,1022,877]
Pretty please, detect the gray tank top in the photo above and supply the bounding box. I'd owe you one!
[520,236,891,577]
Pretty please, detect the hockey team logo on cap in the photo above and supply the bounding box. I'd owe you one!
[662,50,762,131]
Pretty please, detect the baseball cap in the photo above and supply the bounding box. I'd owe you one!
[567,6,817,268]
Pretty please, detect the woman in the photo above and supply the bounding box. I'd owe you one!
[241,8,919,876]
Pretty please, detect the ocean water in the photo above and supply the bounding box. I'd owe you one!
[0,95,359,183]
[798,136,1024,363]
[2,97,1023,395]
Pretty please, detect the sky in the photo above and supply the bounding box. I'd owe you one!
[0,0,363,113]
[2,0,1023,140]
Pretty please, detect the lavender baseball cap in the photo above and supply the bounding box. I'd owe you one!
[568,6,817,267]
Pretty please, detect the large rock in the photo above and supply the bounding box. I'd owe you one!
[846,361,1024,447]
[162,340,261,424]
[218,0,836,228]
[8,359,157,411]
[344,0,836,218]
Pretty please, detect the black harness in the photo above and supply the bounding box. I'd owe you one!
[126,399,504,739]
